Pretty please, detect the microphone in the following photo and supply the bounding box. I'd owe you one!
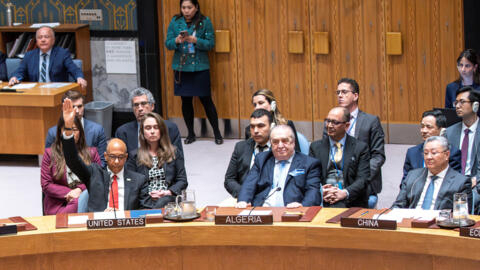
[109,172,117,219]
[249,187,282,216]
[376,205,394,220]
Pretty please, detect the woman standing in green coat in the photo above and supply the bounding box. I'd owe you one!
[165,0,223,145]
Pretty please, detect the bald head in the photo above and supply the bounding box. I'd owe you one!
[36,26,55,53]
[107,138,127,153]
[104,138,128,174]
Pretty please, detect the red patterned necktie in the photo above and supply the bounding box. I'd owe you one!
[108,175,118,209]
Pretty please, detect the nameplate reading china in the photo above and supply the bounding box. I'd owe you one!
[460,227,480,239]
[340,217,397,230]
[86,218,146,229]
[215,215,273,225]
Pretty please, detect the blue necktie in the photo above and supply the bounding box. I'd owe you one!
[271,160,287,206]
[40,53,47,82]
[422,175,438,210]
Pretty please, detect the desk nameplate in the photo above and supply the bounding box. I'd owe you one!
[215,215,273,225]
[0,225,17,235]
[341,217,397,230]
[459,227,480,239]
[86,218,146,229]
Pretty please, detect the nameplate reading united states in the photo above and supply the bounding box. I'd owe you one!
[215,210,273,225]
[340,217,397,230]
[87,218,146,229]
[459,227,480,239]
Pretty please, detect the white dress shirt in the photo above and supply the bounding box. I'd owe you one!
[459,118,478,175]
[415,166,448,210]
[347,107,359,136]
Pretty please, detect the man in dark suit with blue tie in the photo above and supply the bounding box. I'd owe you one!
[115,87,183,154]
[8,26,87,89]
[393,136,472,211]
[45,90,107,167]
[403,110,462,183]
[236,125,321,208]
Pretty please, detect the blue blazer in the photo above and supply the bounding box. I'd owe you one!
[115,120,183,155]
[445,81,480,109]
[0,51,7,81]
[402,142,462,184]
[12,47,83,82]
[238,151,321,207]
[45,118,107,167]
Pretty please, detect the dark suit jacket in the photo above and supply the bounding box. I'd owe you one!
[237,151,321,206]
[309,135,370,207]
[115,120,183,154]
[245,120,300,152]
[224,138,256,198]
[45,118,108,167]
[445,120,480,177]
[402,142,462,183]
[12,47,83,82]
[392,167,472,211]
[445,81,480,109]
[323,110,385,195]
[62,136,151,212]
[0,51,7,81]
[125,149,188,208]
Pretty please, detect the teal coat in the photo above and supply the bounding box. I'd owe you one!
[165,16,215,72]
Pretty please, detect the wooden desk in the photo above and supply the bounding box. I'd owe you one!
[0,82,79,155]
[0,208,479,269]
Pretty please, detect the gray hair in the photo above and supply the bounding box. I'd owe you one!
[129,87,155,107]
[424,136,450,151]
[270,124,296,141]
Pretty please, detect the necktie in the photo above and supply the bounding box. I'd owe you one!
[421,175,438,210]
[334,142,343,164]
[40,53,47,82]
[108,175,119,209]
[461,128,470,174]
[272,160,287,206]
[258,145,268,152]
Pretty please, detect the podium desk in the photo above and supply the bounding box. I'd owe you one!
[0,82,79,155]
[1,208,480,270]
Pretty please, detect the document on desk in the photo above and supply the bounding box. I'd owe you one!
[68,215,90,225]
[373,209,440,222]
[39,83,72,88]
[30,22,60,28]
[238,210,272,216]
[93,211,125,219]
[4,83,37,89]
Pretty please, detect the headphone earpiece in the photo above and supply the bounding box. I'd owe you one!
[473,101,479,113]
[271,101,277,111]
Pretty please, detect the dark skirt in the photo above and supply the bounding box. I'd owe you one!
[174,69,211,97]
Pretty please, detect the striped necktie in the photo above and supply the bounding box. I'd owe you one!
[40,53,48,82]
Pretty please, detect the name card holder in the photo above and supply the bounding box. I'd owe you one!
[87,218,146,229]
[215,215,273,225]
[0,224,17,235]
[460,227,480,239]
[341,217,397,230]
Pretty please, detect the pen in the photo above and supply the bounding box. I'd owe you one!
[359,210,369,217]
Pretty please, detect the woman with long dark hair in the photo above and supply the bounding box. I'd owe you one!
[165,0,223,145]
[40,116,101,214]
[445,49,480,108]
[126,112,188,208]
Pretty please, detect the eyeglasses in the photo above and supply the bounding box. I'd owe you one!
[133,101,150,108]
[423,150,447,157]
[107,154,127,160]
[324,118,346,125]
[271,137,292,145]
[336,90,354,96]
[453,99,472,107]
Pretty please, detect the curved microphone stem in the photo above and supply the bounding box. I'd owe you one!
[249,187,282,216]
[111,181,117,219]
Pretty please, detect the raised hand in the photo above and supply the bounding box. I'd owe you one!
[63,98,75,129]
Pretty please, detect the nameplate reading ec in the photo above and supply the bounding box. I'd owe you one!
[215,215,273,225]
[460,227,480,239]
[86,218,146,229]
[340,217,397,230]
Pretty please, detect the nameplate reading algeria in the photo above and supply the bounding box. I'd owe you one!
[87,218,146,229]
[460,227,480,239]
[215,215,273,225]
[340,217,397,230]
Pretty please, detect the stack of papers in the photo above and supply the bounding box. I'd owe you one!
[373,208,440,222]
[238,210,272,216]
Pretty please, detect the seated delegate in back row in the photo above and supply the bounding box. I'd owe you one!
[41,114,101,215]
[62,99,150,212]
[393,136,472,211]
[236,125,321,208]
[126,112,188,208]
[403,109,461,183]
[246,89,301,152]
[8,26,87,89]
[45,90,107,167]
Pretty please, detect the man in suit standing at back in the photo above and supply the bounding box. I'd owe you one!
[331,78,385,208]
[224,109,273,198]
[61,98,150,212]
[8,26,87,89]
[115,87,183,154]
[393,136,472,211]
[45,90,107,167]
[312,107,370,208]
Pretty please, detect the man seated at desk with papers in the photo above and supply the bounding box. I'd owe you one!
[235,125,321,208]
[8,26,87,89]
[392,136,472,211]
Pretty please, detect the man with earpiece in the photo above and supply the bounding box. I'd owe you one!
[392,136,472,211]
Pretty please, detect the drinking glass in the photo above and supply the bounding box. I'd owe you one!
[453,193,469,225]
